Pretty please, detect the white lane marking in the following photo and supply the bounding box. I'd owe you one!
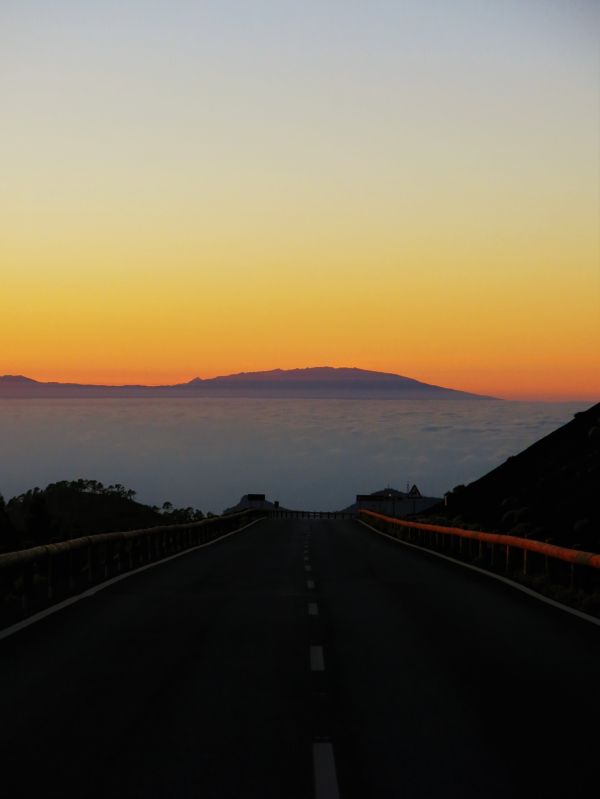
[357,520,600,628]
[307,579,316,590]
[310,645,325,671]
[0,518,266,642]
[313,742,340,799]
[305,564,312,572]
[308,602,319,616]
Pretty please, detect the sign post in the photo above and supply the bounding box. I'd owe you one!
[407,484,422,515]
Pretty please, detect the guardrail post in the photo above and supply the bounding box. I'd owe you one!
[21,562,33,613]
[47,551,54,601]
[523,550,528,575]
[505,544,510,571]
[113,540,121,573]
[103,542,110,579]
[87,543,94,585]
[68,547,76,591]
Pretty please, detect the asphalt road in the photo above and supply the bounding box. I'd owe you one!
[1,518,599,798]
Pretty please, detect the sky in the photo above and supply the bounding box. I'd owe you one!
[1,0,599,400]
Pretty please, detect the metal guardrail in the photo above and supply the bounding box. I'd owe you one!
[5,506,596,626]
[359,510,600,594]
[0,509,265,625]
[270,510,355,520]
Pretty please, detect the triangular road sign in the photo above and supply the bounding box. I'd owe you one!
[407,484,422,498]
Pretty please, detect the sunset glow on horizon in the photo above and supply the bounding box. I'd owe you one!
[2,1,599,402]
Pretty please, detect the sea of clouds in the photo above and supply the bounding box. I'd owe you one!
[0,398,589,513]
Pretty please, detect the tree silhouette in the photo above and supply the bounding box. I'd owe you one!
[0,494,19,550]
[25,494,54,545]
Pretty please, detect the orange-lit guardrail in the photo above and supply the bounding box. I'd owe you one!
[359,510,600,570]
[358,511,600,601]
[0,509,265,625]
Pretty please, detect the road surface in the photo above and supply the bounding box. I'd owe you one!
[1,518,599,798]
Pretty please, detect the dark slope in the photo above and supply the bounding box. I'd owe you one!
[0,368,494,399]
[3,481,163,551]
[1,480,204,552]
[428,402,600,549]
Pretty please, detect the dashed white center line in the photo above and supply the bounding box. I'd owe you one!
[307,579,316,590]
[313,742,340,799]
[305,564,312,572]
[310,645,325,671]
[308,602,319,616]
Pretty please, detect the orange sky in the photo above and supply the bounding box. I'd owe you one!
[1,2,599,401]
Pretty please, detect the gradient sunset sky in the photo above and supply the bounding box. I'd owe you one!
[2,1,598,400]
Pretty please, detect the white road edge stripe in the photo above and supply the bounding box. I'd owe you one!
[313,742,340,799]
[357,520,600,628]
[0,518,266,642]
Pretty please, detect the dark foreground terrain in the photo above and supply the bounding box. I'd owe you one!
[1,518,599,798]
[431,401,600,549]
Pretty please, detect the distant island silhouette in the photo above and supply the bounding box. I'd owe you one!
[0,367,496,399]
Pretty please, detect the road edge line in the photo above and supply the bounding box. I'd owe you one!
[357,519,600,628]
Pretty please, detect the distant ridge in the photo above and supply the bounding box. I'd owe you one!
[0,367,496,399]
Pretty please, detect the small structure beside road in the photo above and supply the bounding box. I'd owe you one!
[223,494,281,514]
[346,486,441,517]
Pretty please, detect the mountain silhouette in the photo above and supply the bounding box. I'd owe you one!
[0,367,496,399]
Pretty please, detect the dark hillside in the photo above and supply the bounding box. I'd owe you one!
[424,402,600,550]
[2,480,204,552]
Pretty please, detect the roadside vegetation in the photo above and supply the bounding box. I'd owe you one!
[0,479,206,553]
